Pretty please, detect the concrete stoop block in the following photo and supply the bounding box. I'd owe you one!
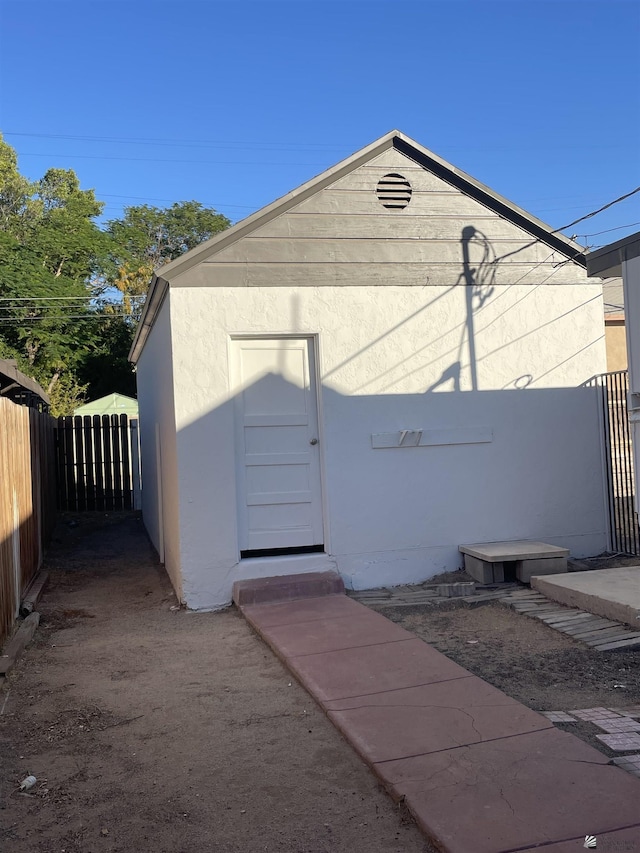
[460,541,569,585]
[516,557,568,583]
[232,571,345,607]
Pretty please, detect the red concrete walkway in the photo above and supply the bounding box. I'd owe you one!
[235,581,640,853]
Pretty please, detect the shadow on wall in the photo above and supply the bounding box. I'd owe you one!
[323,225,602,396]
[141,222,606,607]
[159,373,608,608]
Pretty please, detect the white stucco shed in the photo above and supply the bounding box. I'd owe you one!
[130,130,609,611]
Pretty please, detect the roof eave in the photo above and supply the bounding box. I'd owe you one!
[392,133,586,263]
[0,359,50,404]
[129,274,169,364]
[586,231,640,279]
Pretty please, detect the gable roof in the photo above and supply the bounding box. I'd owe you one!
[0,358,50,406]
[74,393,139,417]
[130,129,588,363]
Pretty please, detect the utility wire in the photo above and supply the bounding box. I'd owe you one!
[100,192,255,209]
[553,187,640,235]
[0,314,133,323]
[0,295,144,301]
[577,221,640,239]
[5,131,638,154]
[3,131,347,151]
[18,151,328,167]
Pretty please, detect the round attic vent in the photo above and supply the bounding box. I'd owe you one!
[376,173,412,210]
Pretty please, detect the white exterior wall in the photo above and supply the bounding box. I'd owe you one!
[170,283,607,610]
[135,294,183,599]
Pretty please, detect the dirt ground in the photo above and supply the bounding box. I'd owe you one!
[381,598,640,757]
[0,514,433,853]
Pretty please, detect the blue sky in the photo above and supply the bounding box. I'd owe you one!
[1,0,639,250]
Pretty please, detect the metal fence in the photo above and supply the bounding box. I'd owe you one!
[590,370,640,555]
[55,415,141,512]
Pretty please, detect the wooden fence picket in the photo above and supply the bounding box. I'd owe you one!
[54,413,141,512]
[0,399,56,647]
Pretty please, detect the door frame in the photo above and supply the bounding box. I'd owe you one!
[227,333,330,560]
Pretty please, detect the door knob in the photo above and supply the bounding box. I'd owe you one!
[309,438,318,445]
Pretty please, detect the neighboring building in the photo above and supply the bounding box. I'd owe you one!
[602,277,627,372]
[0,359,49,411]
[74,393,139,418]
[587,230,640,500]
[130,130,608,611]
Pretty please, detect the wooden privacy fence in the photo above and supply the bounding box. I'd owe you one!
[55,415,141,512]
[0,398,56,647]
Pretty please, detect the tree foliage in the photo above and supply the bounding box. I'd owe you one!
[103,201,230,317]
[0,134,230,413]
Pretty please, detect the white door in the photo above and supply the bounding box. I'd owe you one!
[231,337,324,554]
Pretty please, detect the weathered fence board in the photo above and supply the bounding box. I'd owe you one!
[120,415,132,511]
[93,415,104,510]
[55,415,141,512]
[0,399,56,647]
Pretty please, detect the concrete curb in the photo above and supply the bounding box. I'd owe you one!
[0,612,41,678]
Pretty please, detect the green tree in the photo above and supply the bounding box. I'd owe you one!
[75,308,138,400]
[33,167,107,282]
[47,371,89,417]
[0,136,231,409]
[0,139,109,398]
[104,201,230,315]
[0,134,37,238]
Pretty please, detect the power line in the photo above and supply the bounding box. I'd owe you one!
[18,151,328,167]
[5,130,638,154]
[0,295,144,301]
[0,314,133,323]
[0,309,128,315]
[100,193,255,210]
[3,131,348,152]
[553,187,640,235]
[577,221,640,239]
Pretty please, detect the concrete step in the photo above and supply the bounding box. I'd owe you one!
[232,570,344,607]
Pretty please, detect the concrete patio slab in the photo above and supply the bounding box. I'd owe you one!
[325,677,551,763]
[375,728,640,853]
[286,637,472,703]
[533,566,640,629]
